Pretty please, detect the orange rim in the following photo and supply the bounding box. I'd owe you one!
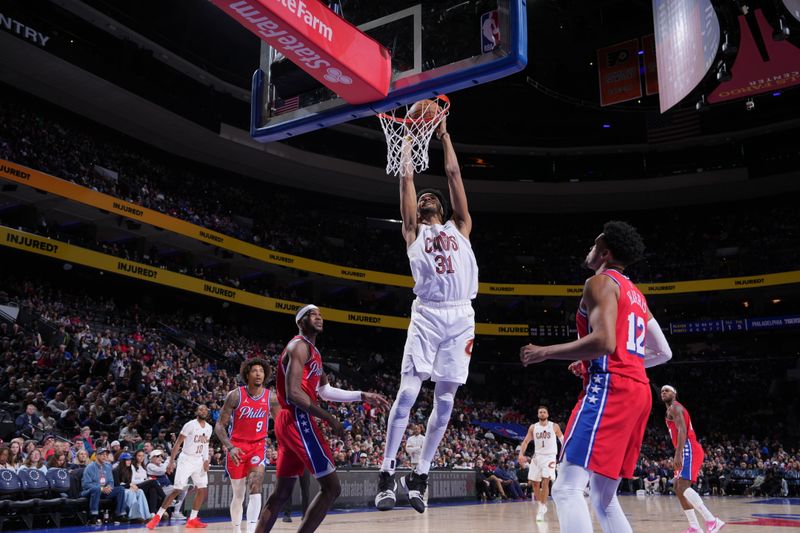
[378,94,450,124]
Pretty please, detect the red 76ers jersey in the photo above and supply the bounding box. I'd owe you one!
[230,386,271,443]
[277,335,325,409]
[576,269,649,384]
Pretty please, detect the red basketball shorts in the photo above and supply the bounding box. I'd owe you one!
[561,372,652,479]
[225,438,268,480]
[677,440,705,482]
[275,407,335,479]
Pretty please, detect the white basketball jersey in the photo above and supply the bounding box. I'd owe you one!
[533,421,557,456]
[179,419,212,460]
[407,221,478,302]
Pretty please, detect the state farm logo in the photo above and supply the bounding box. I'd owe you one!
[324,67,352,85]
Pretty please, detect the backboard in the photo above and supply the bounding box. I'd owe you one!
[251,0,527,142]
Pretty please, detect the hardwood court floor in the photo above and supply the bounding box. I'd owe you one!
[35,496,800,532]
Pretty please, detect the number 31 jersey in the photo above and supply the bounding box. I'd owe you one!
[408,220,478,302]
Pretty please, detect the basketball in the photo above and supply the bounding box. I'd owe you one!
[407,99,441,121]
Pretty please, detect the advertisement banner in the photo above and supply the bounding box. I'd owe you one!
[642,33,659,95]
[471,421,529,441]
[2,160,800,297]
[202,468,474,513]
[708,9,800,103]
[669,315,800,334]
[209,0,391,105]
[598,39,642,106]
[0,226,531,335]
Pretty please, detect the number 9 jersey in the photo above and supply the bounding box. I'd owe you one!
[226,386,271,480]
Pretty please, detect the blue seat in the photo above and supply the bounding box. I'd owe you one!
[46,468,71,496]
[18,468,51,498]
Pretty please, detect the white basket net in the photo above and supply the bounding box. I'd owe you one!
[377,95,450,176]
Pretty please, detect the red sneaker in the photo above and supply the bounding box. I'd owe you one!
[186,518,209,528]
[145,515,161,530]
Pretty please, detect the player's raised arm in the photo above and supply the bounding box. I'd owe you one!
[214,388,240,454]
[285,341,344,436]
[437,119,472,238]
[399,137,418,248]
[520,275,619,364]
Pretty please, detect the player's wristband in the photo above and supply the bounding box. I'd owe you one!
[317,384,362,403]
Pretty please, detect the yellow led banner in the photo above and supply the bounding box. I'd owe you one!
[2,160,799,296]
[0,226,529,335]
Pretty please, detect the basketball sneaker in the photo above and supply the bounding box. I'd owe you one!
[706,518,726,533]
[186,517,208,528]
[172,510,187,521]
[145,515,161,530]
[536,503,548,521]
[401,471,428,514]
[375,471,397,511]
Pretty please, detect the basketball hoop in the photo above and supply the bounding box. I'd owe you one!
[377,95,450,176]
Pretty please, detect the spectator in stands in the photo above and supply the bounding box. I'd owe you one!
[14,403,39,437]
[405,424,424,472]
[7,441,22,471]
[0,446,12,471]
[40,434,56,459]
[81,447,127,525]
[132,449,163,514]
[39,407,57,434]
[113,452,153,523]
[492,460,525,500]
[80,426,96,455]
[57,409,81,435]
[110,440,122,459]
[644,460,659,494]
[47,391,68,416]
[20,448,47,474]
[74,449,91,467]
[47,451,68,470]
[145,450,179,516]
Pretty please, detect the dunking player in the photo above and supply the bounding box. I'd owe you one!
[147,405,212,529]
[520,221,672,533]
[255,304,389,533]
[214,358,279,533]
[518,406,563,521]
[661,385,725,533]
[375,117,478,513]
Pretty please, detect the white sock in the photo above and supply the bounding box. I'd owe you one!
[418,381,459,474]
[684,509,700,528]
[589,473,632,533]
[189,509,199,520]
[382,372,423,474]
[156,508,166,518]
[683,487,715,521]
[246,493,261,526]
[416,459,432,476]
[551,461,593,533]
[381,458,396,474]
[230,478,246,528]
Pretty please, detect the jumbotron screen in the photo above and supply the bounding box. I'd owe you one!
[652,0,720,112]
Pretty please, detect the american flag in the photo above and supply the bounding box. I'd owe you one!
[274,95,300,116]
[646,107,702,143]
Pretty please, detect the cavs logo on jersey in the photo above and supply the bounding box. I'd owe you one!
[536,429,553,440]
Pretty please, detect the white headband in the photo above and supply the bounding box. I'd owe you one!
[661,385,677,394]
[295,304,319,324]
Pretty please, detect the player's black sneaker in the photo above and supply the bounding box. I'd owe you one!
[375,471,397,511]
[401,471,428,513]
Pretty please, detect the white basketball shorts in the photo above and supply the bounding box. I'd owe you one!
[174,455,208,489]
[528,454,557,482]
[401,299,475,384]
